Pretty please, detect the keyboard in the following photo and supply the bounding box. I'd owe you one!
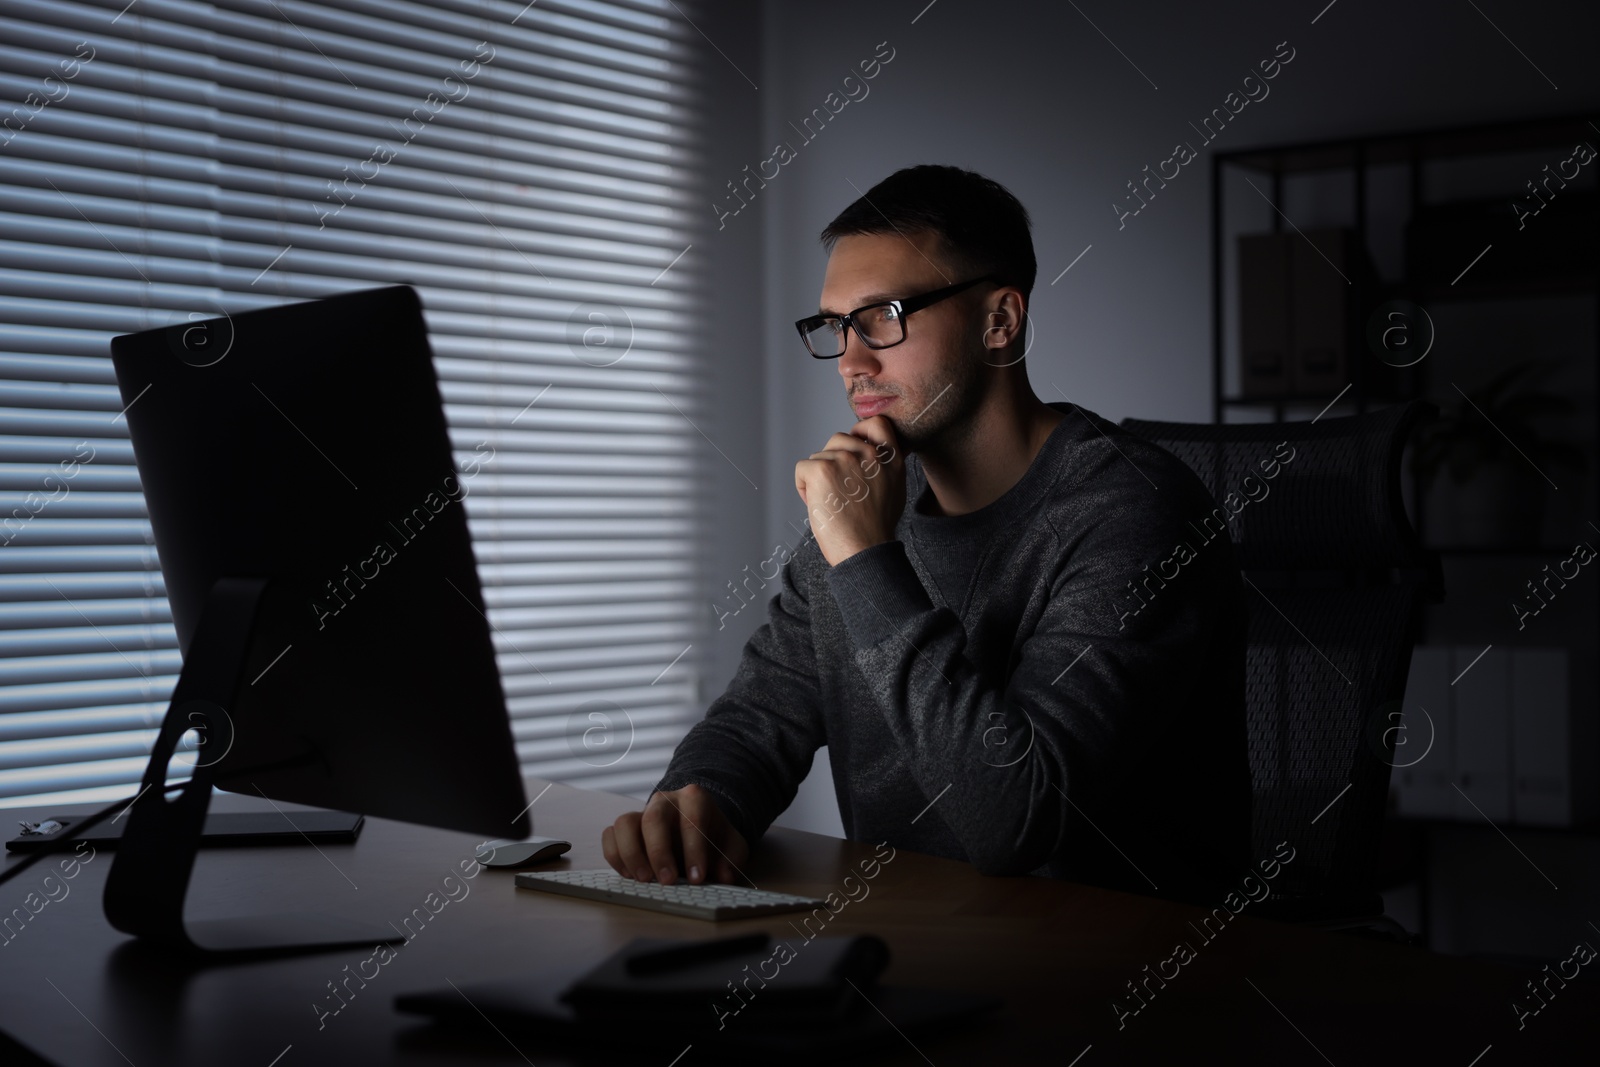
[513,868,828,921]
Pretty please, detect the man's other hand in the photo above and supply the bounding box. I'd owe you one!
[600,783,750,885]
[794,414,906,566]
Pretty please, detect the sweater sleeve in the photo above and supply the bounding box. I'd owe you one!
[652,538,828,849]
[823,475,1244,878]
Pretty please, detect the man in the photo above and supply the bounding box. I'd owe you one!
[602,165,1250,904]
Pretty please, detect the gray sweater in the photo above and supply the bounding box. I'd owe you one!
[656,401,1251,903]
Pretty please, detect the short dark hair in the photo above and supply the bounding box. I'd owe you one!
[819,165,1036,299]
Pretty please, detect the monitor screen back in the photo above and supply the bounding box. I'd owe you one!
[110,285,530,840]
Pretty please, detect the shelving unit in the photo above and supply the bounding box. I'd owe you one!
[1209,114,1600,922]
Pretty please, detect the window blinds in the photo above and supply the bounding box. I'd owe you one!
[0,0,710,808]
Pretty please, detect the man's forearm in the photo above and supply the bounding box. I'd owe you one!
[656,543,828,849]
[823,540,1079,874]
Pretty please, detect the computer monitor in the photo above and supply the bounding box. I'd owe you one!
[103,285,529,955]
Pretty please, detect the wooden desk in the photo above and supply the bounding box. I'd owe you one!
[0,779,1592,1065]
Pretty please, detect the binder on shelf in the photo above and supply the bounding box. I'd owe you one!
[1510,647,1571,826]
[1237,232,1292,398]
[1289,228,1351,396]
[1394,646,1455,819]
[1452,645,1511,822]
[1236,227,1382,402]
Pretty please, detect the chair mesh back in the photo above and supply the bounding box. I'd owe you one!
[1121,401,1440,901]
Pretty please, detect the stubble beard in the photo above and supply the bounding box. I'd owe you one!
[889,336,991,457]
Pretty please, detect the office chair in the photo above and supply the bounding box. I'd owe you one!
[1120,400,1443,937]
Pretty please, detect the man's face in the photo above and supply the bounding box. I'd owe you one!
[818,231,988,452]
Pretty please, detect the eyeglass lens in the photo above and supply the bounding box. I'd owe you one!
[807,303,903,356]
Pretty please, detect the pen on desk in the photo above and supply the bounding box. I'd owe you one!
[625,933,772,976]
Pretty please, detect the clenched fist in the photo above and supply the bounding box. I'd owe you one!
[794,415,905,566]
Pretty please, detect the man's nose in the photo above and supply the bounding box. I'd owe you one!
[837,328,880,379]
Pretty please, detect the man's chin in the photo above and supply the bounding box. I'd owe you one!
[885,417,927,453]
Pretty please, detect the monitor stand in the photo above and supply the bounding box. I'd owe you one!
[101,577,403,959]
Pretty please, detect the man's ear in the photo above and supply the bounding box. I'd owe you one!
[981,289,1026,349]
[983,311,1005,349]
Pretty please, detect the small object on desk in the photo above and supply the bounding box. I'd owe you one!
[5,810,363,852]
[396,933,1002,1062]
[514,868,828,920]
[474,836,572,868]
[564,933,889,1020]
[625,931,771,976]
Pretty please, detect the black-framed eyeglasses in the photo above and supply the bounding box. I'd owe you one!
[794,275,996,359]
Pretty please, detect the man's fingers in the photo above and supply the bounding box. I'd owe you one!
[850,414,900,455]
[611,811,650,882]
[600,824,622,875]
[607,787,750,886]
[797,449,869,505]
[794,457,818,498]
[676,785,747,884]
[822,432,876,461]
[640,799,681,884]
[678,799,711,885]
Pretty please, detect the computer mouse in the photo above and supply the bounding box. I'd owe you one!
[475,836,572,868]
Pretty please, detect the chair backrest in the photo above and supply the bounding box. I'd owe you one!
[1120,401,1442,902]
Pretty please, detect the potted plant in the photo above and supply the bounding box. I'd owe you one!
[1410,358,1587,548]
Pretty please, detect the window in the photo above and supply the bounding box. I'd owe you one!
[0,0,709,808]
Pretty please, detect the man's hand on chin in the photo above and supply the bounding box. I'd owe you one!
[794,415,907,566]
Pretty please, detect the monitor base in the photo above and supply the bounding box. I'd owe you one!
[102,577,399,959]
